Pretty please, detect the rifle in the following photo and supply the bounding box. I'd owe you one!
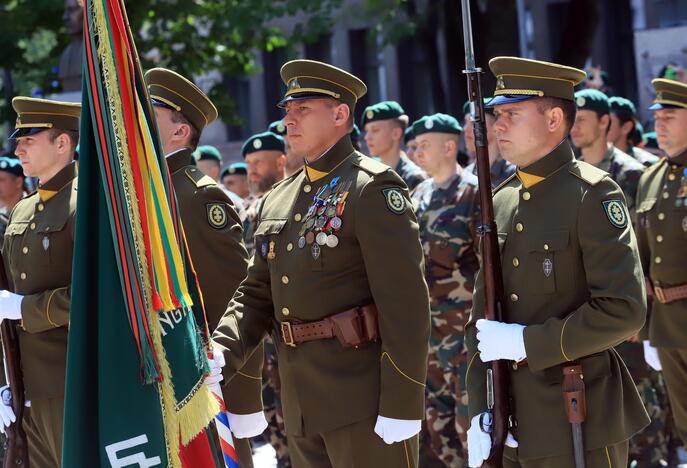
[0,249,29,467]
[460,1,510,466]
[563,364,587,468]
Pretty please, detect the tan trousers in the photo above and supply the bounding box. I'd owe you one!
[289,416,418,468]
[23,397,64,468]
[503,440,628,468]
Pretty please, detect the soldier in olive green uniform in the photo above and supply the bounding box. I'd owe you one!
[636,78,687,448]
[211,59,430,468]
[362,101,427,192]
[607,97,660,168]
[0,97,81,467]
[0,157,26,250]
[465,57,649,468]
[145,68,263,467]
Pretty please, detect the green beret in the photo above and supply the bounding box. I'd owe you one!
[643,131,658,149]
[350,124,361,141]
[222,162,247,179]
[413,113,463,137]
[242,131,285,158]
[608,96,636,119]
[404,123,416,144]
[462,98,495,116]
[574,89,610,114]
[0,156,24,178]
[360,101,405,127]
[268,120,287,136]
[194,145,222,162]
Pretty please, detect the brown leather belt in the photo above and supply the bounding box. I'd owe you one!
[646,278,687,304]
[279,304,379,348]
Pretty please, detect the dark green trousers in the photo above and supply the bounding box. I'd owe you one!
[658,347,687,444]
[23,397,64,468]
[289,416,418,468]
[503,440,628,468]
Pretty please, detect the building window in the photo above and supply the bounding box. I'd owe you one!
[263,47,287,124]
[224,75,251,141]
[397,37,434,121]
[305,33,332,63]
[348,28,382,122]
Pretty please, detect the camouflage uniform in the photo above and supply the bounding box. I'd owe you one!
[411,170,481,467]
[629,145,660,168]
[242,193,291,467]
[396,152,427,192]
[585,145,676,466]
[464,157,516,189]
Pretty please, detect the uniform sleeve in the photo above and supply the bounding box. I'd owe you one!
[465,265,488,419]
[20,286,70,333]
[634,174,653,340]
[523,179,647,371]
[355,171,430,420]
[619,167,643,223]
[222,343,264,414]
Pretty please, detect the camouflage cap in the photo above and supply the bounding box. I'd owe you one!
[574,89,610,114]
[222,162,247,178]
[194,145,222,162]
[361,101,406,127]
[608,96,636,119]
[10,97,81,139]
[269,120,287,136]
[242,131,285,158]
[650,78,687,110]
[145,67,218,132]
[0,156,24,178]
[413,113,463,137]
[488,57,587,106]
[278,60,367,112]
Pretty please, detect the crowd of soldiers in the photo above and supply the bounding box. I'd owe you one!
[0,52,685,468]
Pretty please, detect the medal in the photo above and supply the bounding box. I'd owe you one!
[305,217,316,230]
[315,216,328,229]
[683,216,687,233]
[306,232,315,244]
[330,176,340,189]
[543,257,553,277]
[298,236,306,248]
[330,216,342,231]
[326,234,339,248]
[260,242,268,258]
[42,236,49,251]
[316,205,327,216]
[311,243,321,260]
[316,232,328,245]
[267,241,276,260]
[325,205,337,217]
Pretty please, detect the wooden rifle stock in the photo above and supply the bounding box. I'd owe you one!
[0,250,29,468]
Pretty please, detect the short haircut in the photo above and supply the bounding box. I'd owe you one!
[48,128,79,152]
[536,97,577,134]
[171,110,201,150]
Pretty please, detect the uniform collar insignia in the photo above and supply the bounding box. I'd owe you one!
[37,161,78,200]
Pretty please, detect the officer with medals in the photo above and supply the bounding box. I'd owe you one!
[0,97,80,467]
[145,68,264,467]
[410,113,481,466]
[607,96,660,168]
[211,59,430,467]
[361,101,427,192]
[635,78,687,451]
[464,57,649,467]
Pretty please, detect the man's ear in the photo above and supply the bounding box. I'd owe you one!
[621,120,634,136]
[547,107,565,133]
[334,103,351,128]
[173,123,192,143]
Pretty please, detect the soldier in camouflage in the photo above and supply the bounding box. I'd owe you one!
[572,88,675,467]
[607,96,660,168]
[411,113,480,467]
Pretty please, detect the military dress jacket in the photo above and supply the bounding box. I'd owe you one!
[167,148,262,414]
[465,141,649,460]
[2,162,77,400]
[213,135,431,436]
[636,149,687,348]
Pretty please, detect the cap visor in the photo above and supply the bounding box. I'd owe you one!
[487,95,536,107]
[277,93,333,108]
[9,127,47,140]
[151,98,177,111]
[649,102,682,110]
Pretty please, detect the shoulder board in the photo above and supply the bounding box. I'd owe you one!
[645,157,668,175]
[568,161,607,186]
[493,172,517,194]
[352,154,390,176]
[184,167,216,189]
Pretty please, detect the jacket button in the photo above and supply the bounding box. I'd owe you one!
[37,204,44,211]
[294,213,302,222]
[655,257,662,264]
[663,192,670,199]
[30,223,36,230]
[511,362,519,371]
[510,293,519,302]
[282,307,290,316]
[656,235,663,243]
[20,273,26,280]
[22,247,28,254]
[303,185,312,193]
[544,243,549,251]
[281,276,289,284]
[287,243,294,251]
[658,213,665,221]
[512,257,520,267]
[522,192,531,201]
[515,223,524,232]
[669,174,676,181]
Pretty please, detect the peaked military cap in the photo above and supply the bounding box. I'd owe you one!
[222,162,247,179]
[650,78,687,110]
[462,98,495,116]
[361,101,406,127]
[608,96,636,119]
[194,145,222,162]
[574,89,610,114]
[10,97,81,139]
[413,113,463,137]
[269,120,287,136]
[242,131,285,158]
[145,67,218,132]
[0,156,24,178]
[278,60,367,111]
[488,57,587,106]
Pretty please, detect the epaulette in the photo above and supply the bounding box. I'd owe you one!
[645,157,668,175]
[352,154,389,176]
[493,172,517,194]
[569,161,607,186]
[184,167,216,188]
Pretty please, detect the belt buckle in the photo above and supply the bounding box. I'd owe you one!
[280,322,296,347]
[654,285,667,304]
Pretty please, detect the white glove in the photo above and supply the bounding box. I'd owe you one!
[476,319,527,362]
[0,386,16,434]
[227,411,268,438]
[204,347,226,386]
[0,291,22,321]
[467,412,518,467]
[373,415,421,444]
[643,340,662,371]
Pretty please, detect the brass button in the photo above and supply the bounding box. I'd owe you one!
[287,243,294,251]
[544,243,550,251]
[30,222,36,230]
[658,213,665,221]
[510,293,519,302]
[512,257,520,267]
[281,275,289,284]
[655,257,662,264]
[669,174,676,181]
[22,247,28,254]
[522,192,531,201]
[37,203,44,212]
[20,273,26,280]
[511,362,518,371]
[282,307,290,316]
[656,235,664,243]
[663,192,670,199]
[515,223,524,232]
[294,213,302,222]
[303,185,312,193]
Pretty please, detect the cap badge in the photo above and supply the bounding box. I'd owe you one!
[425,119,434,130]
[576,97,586,107]
[253,139,263,150]
[496,76,506,90]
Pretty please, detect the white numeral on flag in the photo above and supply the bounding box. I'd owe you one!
[105,434,162,467]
